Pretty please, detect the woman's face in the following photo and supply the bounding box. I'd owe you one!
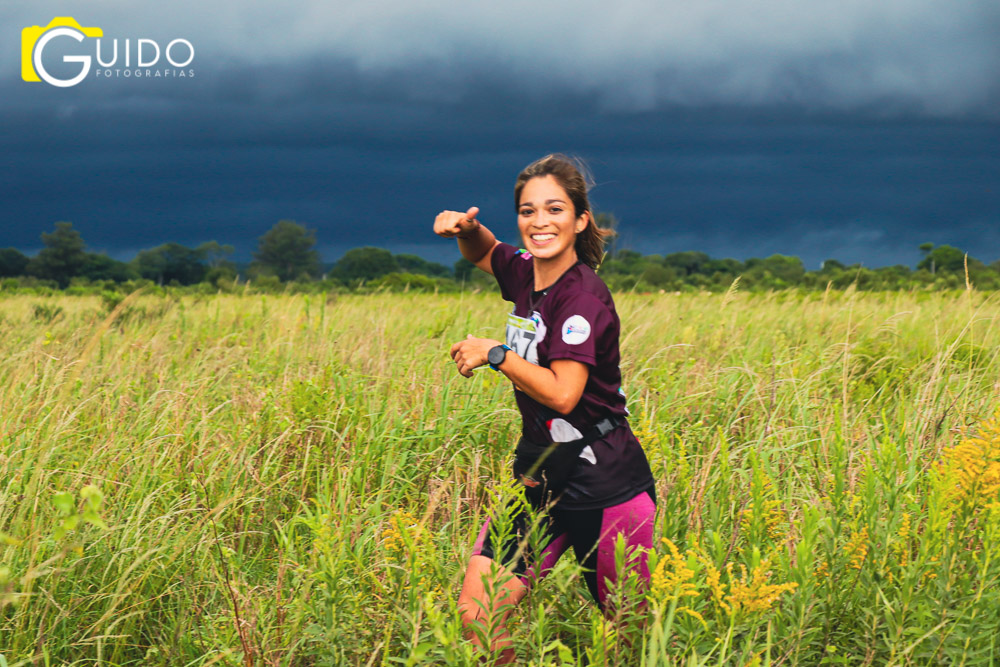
[517,175,589,263]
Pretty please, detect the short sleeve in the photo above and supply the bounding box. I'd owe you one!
[490,242,533,303]
[544,293,615,366]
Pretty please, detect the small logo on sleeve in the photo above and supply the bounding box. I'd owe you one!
[561,315,591,345]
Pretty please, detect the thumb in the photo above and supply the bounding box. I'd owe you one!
[467,334,474,339]
[465,206,479,223]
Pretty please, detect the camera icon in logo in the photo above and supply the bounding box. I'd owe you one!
[22,17,103,87]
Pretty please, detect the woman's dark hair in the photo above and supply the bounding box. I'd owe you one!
[514,154,614,270]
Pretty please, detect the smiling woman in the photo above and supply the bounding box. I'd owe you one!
[433,154,656,663]
[514,157,613,276]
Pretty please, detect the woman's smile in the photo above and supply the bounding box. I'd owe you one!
[518,174,587,264]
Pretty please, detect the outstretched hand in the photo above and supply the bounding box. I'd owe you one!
[450,334,502,377]
[434,206,480,239]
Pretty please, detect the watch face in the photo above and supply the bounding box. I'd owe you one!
[489,345,506,366]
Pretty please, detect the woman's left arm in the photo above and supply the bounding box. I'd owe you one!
[450,336,587,415]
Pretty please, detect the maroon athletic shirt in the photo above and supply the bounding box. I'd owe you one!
[491,242,655,510]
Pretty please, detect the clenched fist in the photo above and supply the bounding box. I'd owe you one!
[434,206,480,239]
[450,334,501,378]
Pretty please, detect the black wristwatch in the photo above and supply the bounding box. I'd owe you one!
[488,344,511,371]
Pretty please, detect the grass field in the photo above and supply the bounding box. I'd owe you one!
[2,288,1000,666]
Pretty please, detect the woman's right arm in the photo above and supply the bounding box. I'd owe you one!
[433,206,500,275]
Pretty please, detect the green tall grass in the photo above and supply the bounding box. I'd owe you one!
[1,289,999,665]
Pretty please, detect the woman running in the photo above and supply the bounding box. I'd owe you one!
[433,154,656,661]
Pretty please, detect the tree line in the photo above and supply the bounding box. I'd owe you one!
[2,220,999,293]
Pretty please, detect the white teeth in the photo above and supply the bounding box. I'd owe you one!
[532,234,556,241]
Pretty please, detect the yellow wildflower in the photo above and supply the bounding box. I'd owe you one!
[699,554,731,614]
[679,606,707,627]
[632,414,661,450]
[382,510,422,558]
[897,513,911,540]
[740,474,786,541]
[844,527,869,570]
[740,499,786,541]
[650,539,698,603]
[891,513,911,569]
[311,513,334,553]
[848,493,862,517]
[725,559,798,614]
[935,410,1000,510]
[922,555,940,585]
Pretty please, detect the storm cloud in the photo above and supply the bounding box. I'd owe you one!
[5,0,1000,115]
[2,0,998,267]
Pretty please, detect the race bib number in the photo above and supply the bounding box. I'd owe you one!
[505,310,546,365]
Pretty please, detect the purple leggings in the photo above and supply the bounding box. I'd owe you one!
[472,489,656,609]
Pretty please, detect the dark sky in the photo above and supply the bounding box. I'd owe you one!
[3,1,999,269]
